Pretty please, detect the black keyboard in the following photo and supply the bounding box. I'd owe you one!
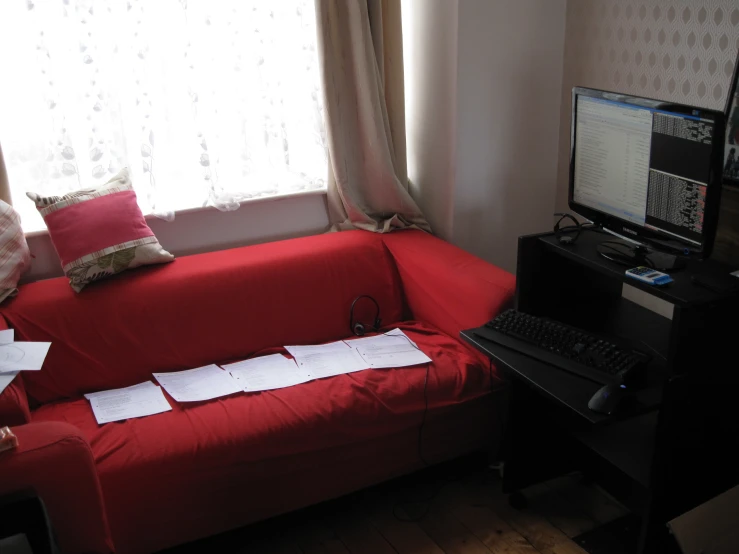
[474,309,649,385]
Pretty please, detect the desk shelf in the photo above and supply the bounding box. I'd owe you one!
[571,412,657,489]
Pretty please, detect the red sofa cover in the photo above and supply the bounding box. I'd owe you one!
[0,230,514,554]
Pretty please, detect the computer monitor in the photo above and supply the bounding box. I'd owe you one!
[569,87,726,259]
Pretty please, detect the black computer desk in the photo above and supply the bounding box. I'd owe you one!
[462,229,739,554]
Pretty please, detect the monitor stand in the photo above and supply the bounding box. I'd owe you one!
[596,239,686,271]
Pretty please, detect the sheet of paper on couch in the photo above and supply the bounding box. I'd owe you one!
[0,341,52,373]
[346,328,419,349]
[222,354,312,392]
[345,329,432,369]
[285,341,369,379]
[85,381,172,424]
[153,364,243,402]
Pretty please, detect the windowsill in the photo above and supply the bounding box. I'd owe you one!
[23,187,328,238]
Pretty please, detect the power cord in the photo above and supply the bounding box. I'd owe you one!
[391,337,500,523]
[384,330,436,521]
[638,340,668,363]
[383,331,432,468]
[598,240,657,268]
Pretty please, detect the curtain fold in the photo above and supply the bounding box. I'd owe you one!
[315,0,430,233]
[0,144,11,206]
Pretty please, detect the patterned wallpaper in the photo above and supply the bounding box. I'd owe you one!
[556,0,739,209]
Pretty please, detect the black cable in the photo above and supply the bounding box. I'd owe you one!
[600,240,635,253]
[384,332,432,467]
[598,240,650,267]
[371,331,431,467]
[556,224,581,233]
[638,340,668,363]
[392,354,492,523]
[381,330,436,521]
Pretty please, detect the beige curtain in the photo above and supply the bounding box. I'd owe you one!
[0,144,11,206]
[315,0,430,233]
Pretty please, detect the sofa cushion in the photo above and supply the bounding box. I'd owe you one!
[26,169,174,292]
[4,231,404,404]
[31,322,502,553]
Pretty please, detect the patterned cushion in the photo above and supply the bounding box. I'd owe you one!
[0,201,31,303]
[27,169,174,292]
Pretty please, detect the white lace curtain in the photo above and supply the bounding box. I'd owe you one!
[0,0,327,232]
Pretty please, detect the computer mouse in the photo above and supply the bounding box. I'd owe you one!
[588,384,626,415]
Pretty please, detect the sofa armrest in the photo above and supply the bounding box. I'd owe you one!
[0,422,114,554]
[383,231,515,338]
[0,316,30,427]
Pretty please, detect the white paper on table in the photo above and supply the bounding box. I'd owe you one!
[0,329,13,345]
[284,341,369,379]
[153,364,243,402]
[0,342,51,373]
[0,371,18,396]
[85,381,172,424]
[222,354,312,392]
[347,329,431,369]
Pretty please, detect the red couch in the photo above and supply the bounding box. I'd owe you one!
[0,229,514,554]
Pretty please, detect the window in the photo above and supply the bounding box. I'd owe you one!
[0,0,327,232]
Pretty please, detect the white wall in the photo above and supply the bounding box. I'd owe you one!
[403,0,459,241]
[454,0,566,272]
[24,191,329,282]
[404,0,567,273]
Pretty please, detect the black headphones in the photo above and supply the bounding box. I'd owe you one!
[350,295,382,336]
[554,212,582,245]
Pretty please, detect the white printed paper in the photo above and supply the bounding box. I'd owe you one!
[86,381,172,424]
[0,342,51,373]
[223,354,312,392]
[0,371,18,396]
[346,328,419,349]
[153,364,242,402]
[0,329,14,345]
[285,341,369,379]
[347,329,432,369]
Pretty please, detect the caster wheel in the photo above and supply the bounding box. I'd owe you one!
[508,492,528,510]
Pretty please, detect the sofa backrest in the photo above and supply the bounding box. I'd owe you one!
[3,231,404,404]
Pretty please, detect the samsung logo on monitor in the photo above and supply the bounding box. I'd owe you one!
[622,228,638,236]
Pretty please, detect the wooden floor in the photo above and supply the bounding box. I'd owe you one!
[162,460,631,554]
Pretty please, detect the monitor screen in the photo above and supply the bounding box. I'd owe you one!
[570,88,724,254]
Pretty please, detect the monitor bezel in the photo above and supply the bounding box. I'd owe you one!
[568,86,726,258]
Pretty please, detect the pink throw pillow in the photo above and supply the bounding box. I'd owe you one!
[0,200,31,303]
[27,169,174,292]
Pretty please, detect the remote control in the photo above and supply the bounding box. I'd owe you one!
[625,266,672,286]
